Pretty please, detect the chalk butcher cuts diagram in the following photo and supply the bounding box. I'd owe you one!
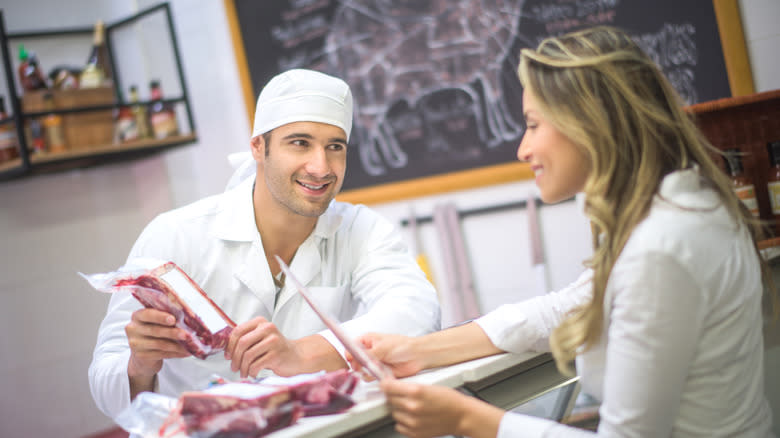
[259,0,706,183]
[325,0,527,176]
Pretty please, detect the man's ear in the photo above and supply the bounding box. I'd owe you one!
[250,135,265,161]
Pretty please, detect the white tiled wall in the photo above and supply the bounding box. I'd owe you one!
[0,1,776,437]
[740,0,780,92]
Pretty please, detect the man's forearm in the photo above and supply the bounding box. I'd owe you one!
[294,334,348,374]
[129,373,156,401]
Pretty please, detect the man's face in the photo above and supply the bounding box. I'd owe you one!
[252,121,348,218]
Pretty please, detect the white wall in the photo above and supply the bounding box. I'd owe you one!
[0,1,249,436]
[0,1,776,437]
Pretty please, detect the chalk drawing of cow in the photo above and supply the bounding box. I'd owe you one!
[325,0,526,176]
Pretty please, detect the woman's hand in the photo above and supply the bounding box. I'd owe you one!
[381,379,503,438]
[348,333,425,379]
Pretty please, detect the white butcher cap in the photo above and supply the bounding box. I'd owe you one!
[226,69,353,191]
[251,68,353,140]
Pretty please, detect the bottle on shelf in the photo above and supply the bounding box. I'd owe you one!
[28,119,46,155]
[148,80,179,139]
[723,148,759,217]
[41,92,66,153]
[80,20,112,89]
[114,101,137,144]
[767,141,780,235]
[0,96,20,163]
[129,85,151,140]
[18,46,48,92]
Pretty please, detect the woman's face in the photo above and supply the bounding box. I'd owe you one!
[517,89,590,203]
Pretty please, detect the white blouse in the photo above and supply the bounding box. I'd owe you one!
[476,169,774,437]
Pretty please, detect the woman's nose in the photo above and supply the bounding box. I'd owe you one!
[517,137,531,162]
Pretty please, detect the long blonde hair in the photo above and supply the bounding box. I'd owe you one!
[517,26,777,375]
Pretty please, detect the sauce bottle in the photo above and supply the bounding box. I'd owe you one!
[129,85,151,140]
[724,148,759,217]
[28,119,46,155]
[18,46,48,92]
[0,96,20,163]
[148,80,179,139]
[114,96,137,144]
[767,141,780,234]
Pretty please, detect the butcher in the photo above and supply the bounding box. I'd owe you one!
[88,68,441,420]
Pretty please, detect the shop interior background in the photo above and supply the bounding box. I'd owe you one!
[0,0,777,436]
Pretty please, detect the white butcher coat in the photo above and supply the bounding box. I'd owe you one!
[88,176,441,419]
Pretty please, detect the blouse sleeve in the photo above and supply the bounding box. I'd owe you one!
[475,269,593,353]
[595,251,704,436]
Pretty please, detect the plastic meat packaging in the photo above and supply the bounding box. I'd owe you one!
[81,258,236,359]
[115,370,362,438]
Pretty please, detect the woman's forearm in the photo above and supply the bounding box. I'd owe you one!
[413,321,504,369]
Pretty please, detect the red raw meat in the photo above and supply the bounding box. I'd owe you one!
[159,371,359,437]
[263,369,359,416]
[164,383,302,438]
[115,262,236,359]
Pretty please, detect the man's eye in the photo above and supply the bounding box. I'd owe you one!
[292,140,308,147]
[329,144,345,151]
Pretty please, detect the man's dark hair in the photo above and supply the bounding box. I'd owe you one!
[262,131,272,157]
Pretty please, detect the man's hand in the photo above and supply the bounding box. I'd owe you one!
[224,316,307,378]
[125,308,190,398]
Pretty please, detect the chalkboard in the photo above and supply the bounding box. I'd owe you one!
[225,0,752,204]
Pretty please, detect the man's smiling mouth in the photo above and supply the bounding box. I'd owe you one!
[298,181,328,190]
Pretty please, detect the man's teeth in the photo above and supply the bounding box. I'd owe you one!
[300,182,326,190]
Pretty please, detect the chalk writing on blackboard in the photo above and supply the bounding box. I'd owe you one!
[238,0,729,190]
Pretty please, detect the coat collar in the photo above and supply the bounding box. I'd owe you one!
[211,177,345,314]
[656,166,719,209]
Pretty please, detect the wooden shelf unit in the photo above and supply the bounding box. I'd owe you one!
[687,89,780,246]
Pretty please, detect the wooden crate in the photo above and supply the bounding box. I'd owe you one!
[21,87,115,151]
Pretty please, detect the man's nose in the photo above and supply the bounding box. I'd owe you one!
[305,147,330,177]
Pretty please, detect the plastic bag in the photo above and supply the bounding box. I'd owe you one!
[80,258,235,359]
[117,384,302,438]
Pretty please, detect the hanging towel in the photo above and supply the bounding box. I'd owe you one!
[442,203,481,320]
[433,204,464,324]
[527,193,549,295]
[433,203,481,325]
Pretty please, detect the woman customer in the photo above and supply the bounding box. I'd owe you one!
[354,26,777,437]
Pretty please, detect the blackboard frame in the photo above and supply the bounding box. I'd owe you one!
[224,0,754,205]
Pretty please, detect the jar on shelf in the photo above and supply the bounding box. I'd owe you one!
[41,92,66,153]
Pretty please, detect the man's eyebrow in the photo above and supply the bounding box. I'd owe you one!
[281,132,314,140]
[281,133,347,144]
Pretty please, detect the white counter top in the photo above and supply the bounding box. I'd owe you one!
[267,351,570,438]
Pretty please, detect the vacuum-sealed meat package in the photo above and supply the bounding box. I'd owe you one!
[174,383,302,438]
[261,369,359,416]
[81,259,236,359]
[115,370,362,438]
